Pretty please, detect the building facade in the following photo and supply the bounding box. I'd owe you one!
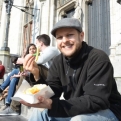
[0,0,121,82]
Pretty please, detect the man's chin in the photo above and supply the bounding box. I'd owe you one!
[63,53,74,58]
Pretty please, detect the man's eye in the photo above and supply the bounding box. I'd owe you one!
[56,36,62,39]
[67,34,73,37]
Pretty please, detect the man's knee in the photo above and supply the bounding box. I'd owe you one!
[70,109,119,121]
[70,115,84,121]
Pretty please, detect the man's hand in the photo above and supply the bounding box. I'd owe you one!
[20,96,52,109]
[10,73,21,80]
[20,71,29,77]
[23,54,39,80]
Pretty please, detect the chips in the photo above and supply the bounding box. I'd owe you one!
[24,84,47,94]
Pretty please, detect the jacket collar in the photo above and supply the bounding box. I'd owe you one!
[63,42,91,68]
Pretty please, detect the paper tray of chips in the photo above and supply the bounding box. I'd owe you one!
[11,80,54,104]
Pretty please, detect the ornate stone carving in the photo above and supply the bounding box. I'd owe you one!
[73,0,82,22]
[61,11,67,18]
[26,0,34,5]
[85,0,93,5]
[117,0,121,4]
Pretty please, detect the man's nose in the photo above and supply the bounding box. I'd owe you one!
[62,36,68,43]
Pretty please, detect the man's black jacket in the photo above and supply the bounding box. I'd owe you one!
[36,42,121,120]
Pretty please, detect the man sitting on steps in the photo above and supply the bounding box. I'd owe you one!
[21,18,121,121]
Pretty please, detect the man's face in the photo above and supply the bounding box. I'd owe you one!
[36,39,42,52]
[55,28,84,58]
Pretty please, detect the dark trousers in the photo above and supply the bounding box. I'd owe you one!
[10,76,23,113]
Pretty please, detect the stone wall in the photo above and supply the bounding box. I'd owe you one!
[110,0,121,81]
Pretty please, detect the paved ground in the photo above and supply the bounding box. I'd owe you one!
[0,115,27,121]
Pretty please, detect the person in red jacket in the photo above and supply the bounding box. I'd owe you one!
[0,60,5,79]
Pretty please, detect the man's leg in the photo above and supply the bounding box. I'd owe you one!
[0,76,23,115]
[5,77,19,105]
[10,76,23,113]
[29,109,118,121]
[70,109,118,121]
[29,109,71,121]
[0,69,19,91]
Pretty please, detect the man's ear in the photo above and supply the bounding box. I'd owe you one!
[80,31,84,38]
[78,31,84,42]
[40,41,43,46]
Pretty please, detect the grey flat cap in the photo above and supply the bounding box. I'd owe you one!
[51,18,82,37]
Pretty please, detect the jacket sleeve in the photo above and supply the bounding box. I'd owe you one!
[47,55,114,117]
[28,64,48,86]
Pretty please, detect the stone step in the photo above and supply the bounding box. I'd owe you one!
[21,104,33,119]
[20,104,44,120]
[0,79,3,85]
[0,115,27,121]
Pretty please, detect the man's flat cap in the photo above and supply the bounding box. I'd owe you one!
[51,18,82,37]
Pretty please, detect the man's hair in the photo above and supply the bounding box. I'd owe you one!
[36,34,50,46]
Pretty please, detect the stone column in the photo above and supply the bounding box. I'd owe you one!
[0,0,25,71]
[0,0,13,71]
[0,2,8,48]
[8,0,25,55]
[32,0,41,43]
[49,0,55,46]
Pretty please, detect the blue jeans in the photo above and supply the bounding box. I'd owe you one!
[0,68,19,104]
[29,109,119,121]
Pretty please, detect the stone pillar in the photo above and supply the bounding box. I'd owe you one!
[32,0,41,43]
[40,0,50,34]
[0,0,25,71]
[8,0,25,55]
[0,2,7,48]
[0,0,13,71]
[49,0,55,46]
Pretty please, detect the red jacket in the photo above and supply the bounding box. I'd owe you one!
[0,65,5,79]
